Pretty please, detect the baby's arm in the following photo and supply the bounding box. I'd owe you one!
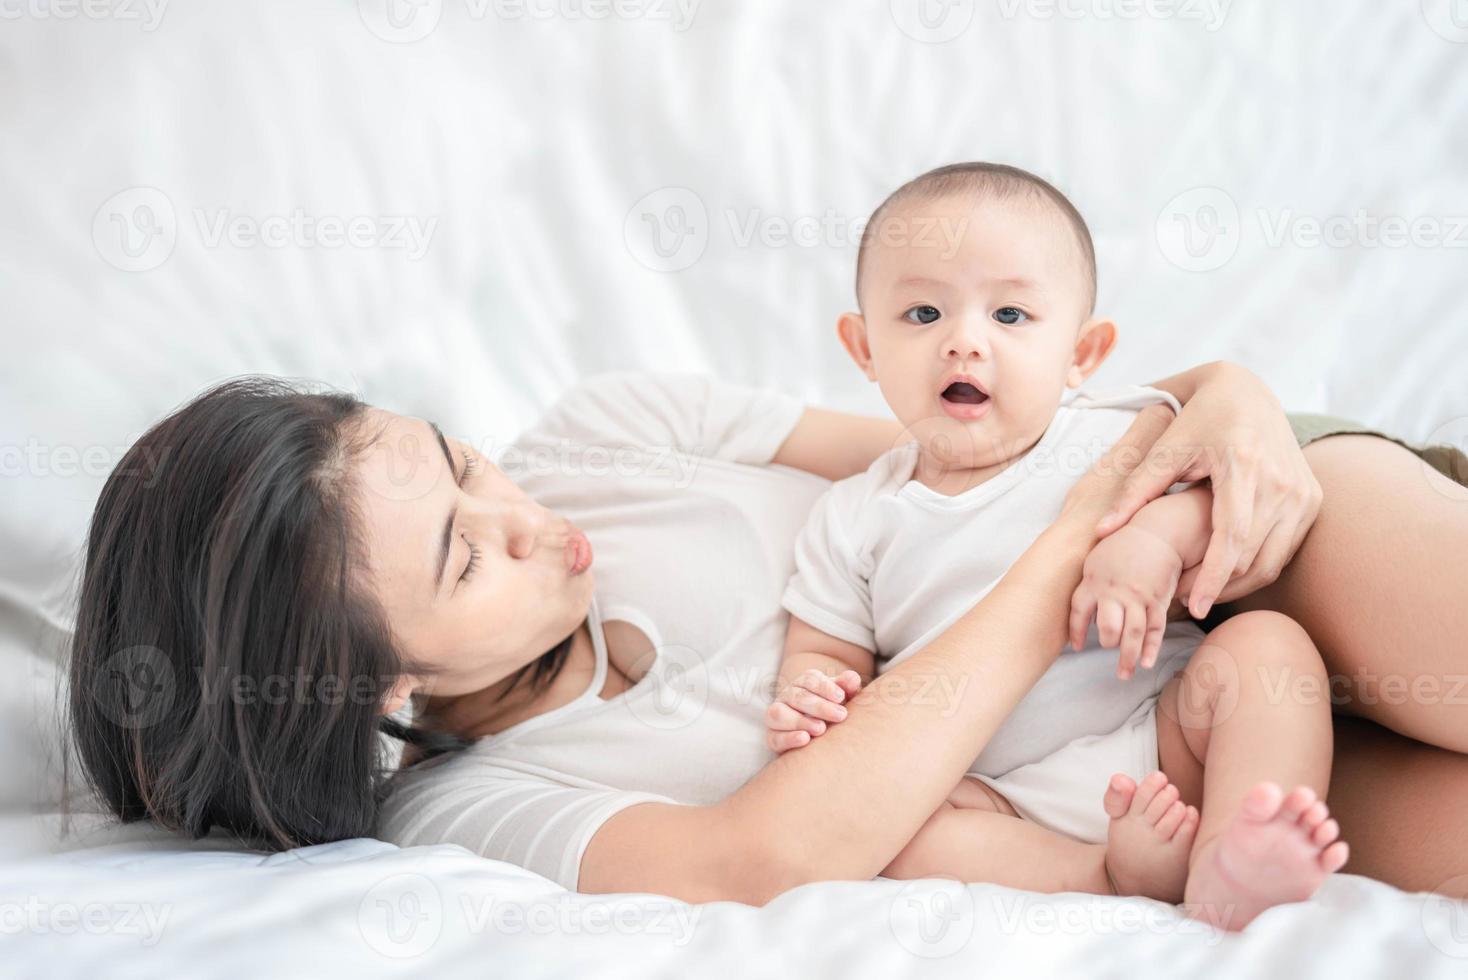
[1069,485,1213,679]
[766,615,874,754]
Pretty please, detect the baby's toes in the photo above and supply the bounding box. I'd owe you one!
[1278,785,1317,823]
[1143,782,1181,823]
[1154,799,1188,839]
[1175,805,1200,846]
[1319,840,1350,873]
[1310,817,1340,848]
[1128,771,1170,817]
[1103,773,1137,819]
[1297,799,1329,832]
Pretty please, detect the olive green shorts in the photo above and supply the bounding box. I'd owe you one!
[1288,412,1468,485]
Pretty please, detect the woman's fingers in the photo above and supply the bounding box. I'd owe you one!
[1069,406,1174,528]
[1214,517,1297,604]
[1189,458,1259,618]
[1096,446,1185,537]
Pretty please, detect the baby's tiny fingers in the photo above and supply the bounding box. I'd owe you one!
[1070,591,1097,651]
[1097,598,1124,649]
[785,687,847,724]
[765,700,806,732]
[1120,604,1147,677]
[1140,605,1166,669]
[796,670,848,705]
[768,729,811,754]
[833,670,864,700]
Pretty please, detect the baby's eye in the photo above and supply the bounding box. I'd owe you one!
[902,305,942,325]
[993,307,1029,325]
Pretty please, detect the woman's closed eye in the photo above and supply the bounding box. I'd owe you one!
[460,539,483,584]
[902,304,942,325]
[993,306,1030,325]
[458,447,482,485]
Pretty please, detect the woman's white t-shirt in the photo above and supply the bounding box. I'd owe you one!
[377,372,821,892]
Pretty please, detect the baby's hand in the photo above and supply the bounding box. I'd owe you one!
[1069,525,1184,680]
[765,668,863,754]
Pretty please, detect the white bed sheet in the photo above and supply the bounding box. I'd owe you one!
[3,0,1467,975]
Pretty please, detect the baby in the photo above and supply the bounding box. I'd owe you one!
[772,163,1348,930]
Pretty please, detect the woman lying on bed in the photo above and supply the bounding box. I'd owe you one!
[68,361,1468,906]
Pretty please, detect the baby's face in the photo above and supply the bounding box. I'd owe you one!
[855,192,1098,471]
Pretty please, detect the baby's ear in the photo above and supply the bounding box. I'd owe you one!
[837,312,877,381]
[1068,317,1117,388]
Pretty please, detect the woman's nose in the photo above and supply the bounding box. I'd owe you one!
[503,503,548,559]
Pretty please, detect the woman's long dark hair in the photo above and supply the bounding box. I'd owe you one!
[67,375,569,849]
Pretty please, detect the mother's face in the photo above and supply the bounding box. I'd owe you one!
[348,407,595,706]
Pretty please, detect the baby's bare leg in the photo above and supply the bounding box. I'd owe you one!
[1156,610,1349,930]
[882,777,1114,893]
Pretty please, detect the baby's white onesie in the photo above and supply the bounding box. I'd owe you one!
[781,385,1206,843]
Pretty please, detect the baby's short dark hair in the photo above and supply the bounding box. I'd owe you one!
[856,162,1097,316]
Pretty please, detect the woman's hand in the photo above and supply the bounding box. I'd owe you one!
[1096,362,1322,618]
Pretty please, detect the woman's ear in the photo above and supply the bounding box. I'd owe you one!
[837,312,877,381]
[382,675,416,716]
[1067,318,1118,388]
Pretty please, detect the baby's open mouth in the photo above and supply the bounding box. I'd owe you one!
[941,381,989,405]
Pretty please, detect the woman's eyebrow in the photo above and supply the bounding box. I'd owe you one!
[426,420,458,594]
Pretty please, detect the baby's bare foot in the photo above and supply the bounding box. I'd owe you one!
[1102,770,1198,903]
[1183,782,1349,931]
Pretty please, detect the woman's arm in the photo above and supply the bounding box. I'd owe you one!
[579,406,1175,905]
[772,406,907,481]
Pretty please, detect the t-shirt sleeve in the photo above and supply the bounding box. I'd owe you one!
[780,480,877,651]
[517,371,807,465]
[378,758,677,893]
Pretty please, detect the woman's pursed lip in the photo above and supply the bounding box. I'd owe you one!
[565,526,593,575]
